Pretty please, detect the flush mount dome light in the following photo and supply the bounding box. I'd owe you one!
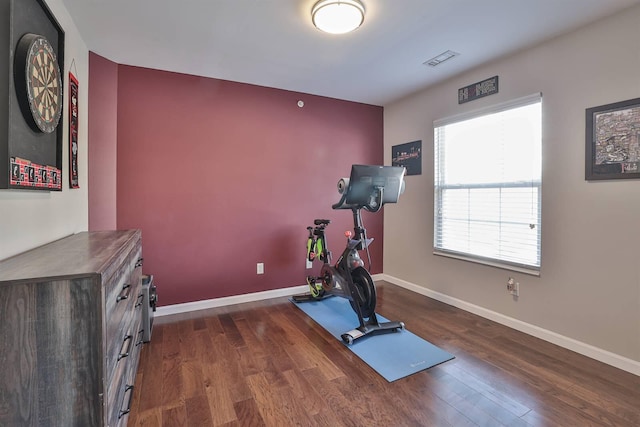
[312,0,365,34]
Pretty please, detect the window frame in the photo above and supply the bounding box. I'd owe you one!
[433,93,542,275]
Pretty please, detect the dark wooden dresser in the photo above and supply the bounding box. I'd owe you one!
[0,229,144,426]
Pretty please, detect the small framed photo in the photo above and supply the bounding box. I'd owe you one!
[392,140,422,176]
[585,97,640,180]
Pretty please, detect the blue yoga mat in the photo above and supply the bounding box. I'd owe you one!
[291,296,454,382]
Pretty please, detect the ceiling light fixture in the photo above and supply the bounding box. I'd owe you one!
[312,0,365,35]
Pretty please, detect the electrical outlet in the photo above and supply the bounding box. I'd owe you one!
[257,263,264,275]
[306,259,313,269]
[507,277,519,297]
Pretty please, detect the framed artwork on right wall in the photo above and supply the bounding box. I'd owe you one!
[586,97,640,180]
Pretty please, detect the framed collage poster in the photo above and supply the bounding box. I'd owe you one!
[586,97,640,180]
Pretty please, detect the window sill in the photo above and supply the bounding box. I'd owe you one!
[433,250,540,276]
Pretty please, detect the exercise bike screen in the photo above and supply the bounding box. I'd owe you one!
[345,165,406,206]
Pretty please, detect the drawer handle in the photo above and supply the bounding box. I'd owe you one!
[118,384,135,419]
[135,293,144,308]
[117,335,133,361]
[136,329,145,346]
[116,284,132,302]
[135,257,144,268]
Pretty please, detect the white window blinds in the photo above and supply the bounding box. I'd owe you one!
[434,94,542,272]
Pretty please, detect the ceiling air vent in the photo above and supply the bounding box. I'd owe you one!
[424,50,459,67]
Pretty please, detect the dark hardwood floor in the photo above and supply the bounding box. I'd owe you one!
[128,281,640,426]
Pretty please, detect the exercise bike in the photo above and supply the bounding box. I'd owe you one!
[293,164,406,344]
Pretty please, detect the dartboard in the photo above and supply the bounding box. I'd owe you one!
[14,33,62,134]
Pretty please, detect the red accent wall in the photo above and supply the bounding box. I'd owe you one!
[113,65,384,306]
[88,53,118,231]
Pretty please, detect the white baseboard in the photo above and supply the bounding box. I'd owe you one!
[380,274,640,377]
[156,275,386,317]
[156,285,309,317]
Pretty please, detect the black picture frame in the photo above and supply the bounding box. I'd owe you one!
[585,97,640,180]
[0,0,65,190]
[392,140,421,176]
[458,75,499,104]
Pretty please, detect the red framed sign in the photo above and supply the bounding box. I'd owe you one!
[69,72,79,188]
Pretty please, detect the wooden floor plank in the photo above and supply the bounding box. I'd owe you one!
[128,281,640,427]
[295,367,365,427]
[282,369,328,417]
[133,407,162,427]
[202,361,238,425]
[181,358,205,399]
[233,398,267,427]
[136,332,165,413]
[246,371,316,426]
[270,309,345,380]
[209,333,255,403]
[184,394,213,427]
[382,374,465,426]
[161,404,187,427]
[160,354,183,407]
[442,363,531,417]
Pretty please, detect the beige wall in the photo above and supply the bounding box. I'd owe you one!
[384,4,640,368]
[0,0,89,260]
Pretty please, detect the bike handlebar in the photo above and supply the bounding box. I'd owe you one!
[332,186,384,213]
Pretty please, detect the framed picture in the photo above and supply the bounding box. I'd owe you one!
[392,140,421,176]
[1,0,65,190]
[69,72,79,188]
[585,97,640,180]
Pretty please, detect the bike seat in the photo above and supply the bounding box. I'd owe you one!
[314,219,331,225]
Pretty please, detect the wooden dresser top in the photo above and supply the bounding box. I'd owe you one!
[0,229,140,284]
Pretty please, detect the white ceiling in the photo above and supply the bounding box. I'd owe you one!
[61,0,639,106]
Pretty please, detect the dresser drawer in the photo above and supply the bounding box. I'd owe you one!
[104,244,140,325]
[107,313,144,427]
[105,243,143,386]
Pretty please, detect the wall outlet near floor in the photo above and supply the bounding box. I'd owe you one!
[257,262,264,275]
[306,259,313,269]
[507,277,519,297]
